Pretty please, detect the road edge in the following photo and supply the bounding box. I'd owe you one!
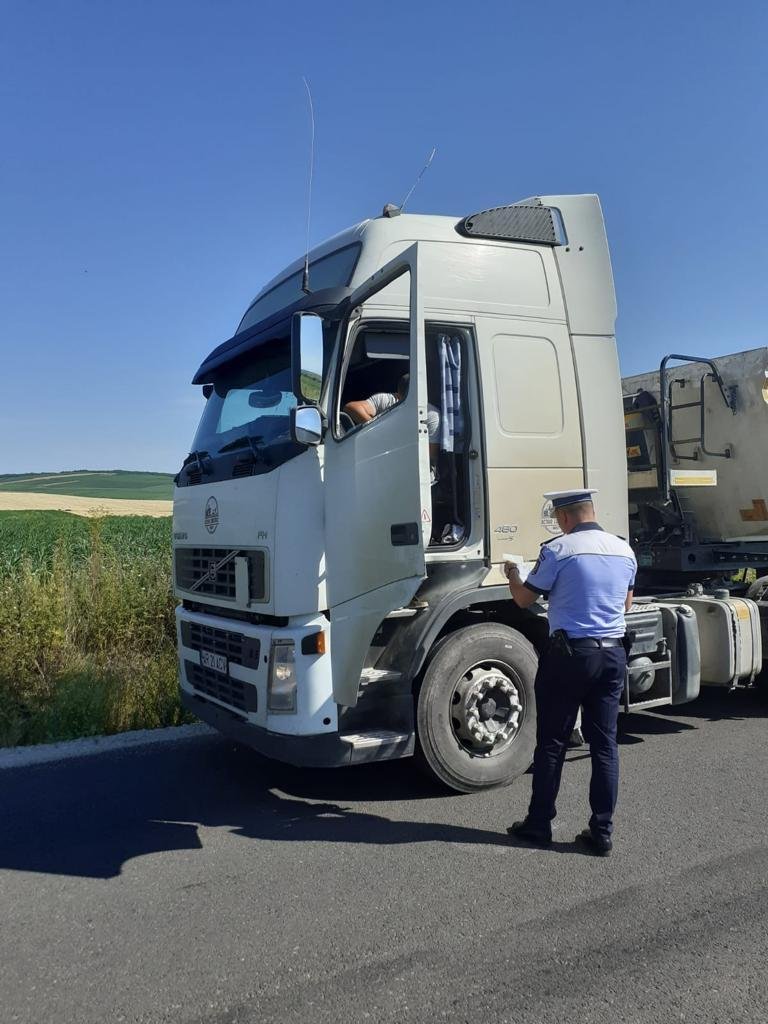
[0,722,217,771]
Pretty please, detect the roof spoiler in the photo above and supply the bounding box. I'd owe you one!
[192,286,351,384]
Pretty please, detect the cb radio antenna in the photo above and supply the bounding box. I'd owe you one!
[301,76,316,294]
[399,146,437,212]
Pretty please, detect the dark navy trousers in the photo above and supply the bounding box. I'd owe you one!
[527,646,626,841]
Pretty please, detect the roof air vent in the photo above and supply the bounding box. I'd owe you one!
[457,203,566,246]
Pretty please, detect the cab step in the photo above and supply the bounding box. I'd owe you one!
[339,729,414,764]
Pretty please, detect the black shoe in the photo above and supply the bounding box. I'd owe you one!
[575,828,612,856]
[506,819,552,846]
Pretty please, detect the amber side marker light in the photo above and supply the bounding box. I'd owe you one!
[301,631,326,655]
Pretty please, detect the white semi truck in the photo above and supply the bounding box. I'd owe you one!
[172,195,767,792]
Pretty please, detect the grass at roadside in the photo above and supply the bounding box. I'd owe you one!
[0,511,191,747]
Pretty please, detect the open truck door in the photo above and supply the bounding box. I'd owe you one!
[323,245,432,706]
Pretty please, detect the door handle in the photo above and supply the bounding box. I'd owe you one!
[391,522,419,546]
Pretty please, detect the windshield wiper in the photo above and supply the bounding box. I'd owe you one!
[221,434,266,454]
[218,435,267,462]
[176,450,212,482]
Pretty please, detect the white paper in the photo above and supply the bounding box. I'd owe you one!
[501,553,535,583]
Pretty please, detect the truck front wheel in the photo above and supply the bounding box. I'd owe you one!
[416,623,538,792]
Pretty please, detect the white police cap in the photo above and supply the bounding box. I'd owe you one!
[543,489,598,510]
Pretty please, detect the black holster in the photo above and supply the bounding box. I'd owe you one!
[550,629,574,657]
[621,630,636,658]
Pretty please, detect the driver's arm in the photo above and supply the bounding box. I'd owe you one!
[344,399,374,425]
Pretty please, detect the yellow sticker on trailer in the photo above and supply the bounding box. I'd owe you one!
[670,469,718,487]
[624,413,645,429]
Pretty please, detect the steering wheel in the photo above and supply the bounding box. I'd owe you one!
[339,411,356,434]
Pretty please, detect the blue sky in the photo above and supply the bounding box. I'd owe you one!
[1,0,766,473]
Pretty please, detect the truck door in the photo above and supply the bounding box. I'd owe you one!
[324,247,430,703]
[326,245,430,604]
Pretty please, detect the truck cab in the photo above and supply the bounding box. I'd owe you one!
[173,194,691,791]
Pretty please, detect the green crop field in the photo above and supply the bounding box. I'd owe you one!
[0,510,172,570]
[0,510,189,747]
[0,470,174,500]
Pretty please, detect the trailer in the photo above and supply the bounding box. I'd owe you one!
[623,349,768,688]
[172,195,761,792]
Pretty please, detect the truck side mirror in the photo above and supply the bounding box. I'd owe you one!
[291,312,323,404]
[290,405,324,447]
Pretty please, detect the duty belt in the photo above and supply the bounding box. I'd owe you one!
[566,636,623,649]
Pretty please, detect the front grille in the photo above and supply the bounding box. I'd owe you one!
[185,659,256,714]
[182,600,288,626]
[181,620,261,669]
[175,548,267,603]
[176,547,237,598]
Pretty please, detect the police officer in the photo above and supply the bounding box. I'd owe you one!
[503,490,637,856]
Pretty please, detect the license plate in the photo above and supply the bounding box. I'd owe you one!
[200,650,228,675]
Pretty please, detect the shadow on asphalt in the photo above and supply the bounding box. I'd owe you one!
[0,740,521,879]
[655,685,768,723]
[617,709,696,746]
[617,687,767,744]
[503,836,597,857]
[2,689,763,880]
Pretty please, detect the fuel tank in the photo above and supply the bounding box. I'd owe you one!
[657,595,762,686]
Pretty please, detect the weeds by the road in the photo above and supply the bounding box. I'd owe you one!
[0,513,190,746]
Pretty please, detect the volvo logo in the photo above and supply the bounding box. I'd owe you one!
[204,496,219,534]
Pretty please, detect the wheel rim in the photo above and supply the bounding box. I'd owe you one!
[450,660,526,757]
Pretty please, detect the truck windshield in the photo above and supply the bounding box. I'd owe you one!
[190,338,298,463]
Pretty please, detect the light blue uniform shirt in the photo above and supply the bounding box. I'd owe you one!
[524,523,637,638]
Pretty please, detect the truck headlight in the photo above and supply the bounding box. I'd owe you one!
[268,640,297,712]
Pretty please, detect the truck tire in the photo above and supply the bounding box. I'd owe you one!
[416,623,538,793]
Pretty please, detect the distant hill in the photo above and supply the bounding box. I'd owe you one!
[0,470,174,501]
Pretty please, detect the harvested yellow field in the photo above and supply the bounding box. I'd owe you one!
[0,491,172,518]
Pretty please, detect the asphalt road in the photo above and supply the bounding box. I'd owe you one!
[2,689,767,1024]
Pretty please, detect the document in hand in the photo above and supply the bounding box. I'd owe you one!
[502,553,536,583]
